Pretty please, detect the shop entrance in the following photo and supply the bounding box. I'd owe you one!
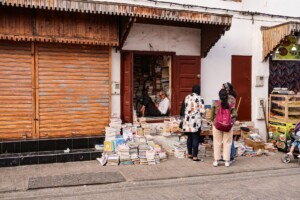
[121,52,201,122]
[133,54,172,118]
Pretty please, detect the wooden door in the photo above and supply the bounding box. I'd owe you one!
[0,42,34,139]
[172,56,201,115]
[37,44,110,138]
[121,52,133,122]
[232,55,252,121]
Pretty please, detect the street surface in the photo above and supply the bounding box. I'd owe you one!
[1,167,299,200]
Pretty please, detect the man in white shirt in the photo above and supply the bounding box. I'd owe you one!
[140,90,170,117]
[156,91,170,115]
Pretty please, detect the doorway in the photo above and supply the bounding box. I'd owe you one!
[232,55,252,121]
[121,52,201,122]
[133,54,172,118]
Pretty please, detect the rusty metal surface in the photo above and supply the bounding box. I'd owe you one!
[37,44,109,137]
[0,0,232,25]
[0,42,34,139]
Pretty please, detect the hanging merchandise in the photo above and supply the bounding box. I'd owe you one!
[274,36,300,60]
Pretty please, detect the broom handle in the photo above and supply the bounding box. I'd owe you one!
[236,97,242,114]
[261,100,269,141]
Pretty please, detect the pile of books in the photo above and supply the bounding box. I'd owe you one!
[106,153,119,166]
[117,144,133,165]
[104,114,122,152]
[105,127,119,141]
[173,140,187,158]
[127,142,139,164]
[174,147,186,158]
[162,121,171,136]
[158,152,167,162]
[109,114,122,130]
[202,144,213,157]
[134,135,147,143]
[139,143,148,165]
[146,149,156,165]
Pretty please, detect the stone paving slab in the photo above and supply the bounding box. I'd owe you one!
[28,172,126,189]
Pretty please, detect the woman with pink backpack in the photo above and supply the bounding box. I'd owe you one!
[211,89,237,167]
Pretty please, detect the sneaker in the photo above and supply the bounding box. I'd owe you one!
[225,161,230,167]
[213,161,218,167]
[297,155,300,158]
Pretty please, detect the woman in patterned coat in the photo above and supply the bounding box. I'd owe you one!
[182,85,205,161]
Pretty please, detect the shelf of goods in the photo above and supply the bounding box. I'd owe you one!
[269,94,300,151]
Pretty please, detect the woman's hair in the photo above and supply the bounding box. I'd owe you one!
[223,82,237,98]
[192,84,200,95]
[219,89,229,109]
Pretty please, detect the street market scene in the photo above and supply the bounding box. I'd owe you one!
[0,0,300,199]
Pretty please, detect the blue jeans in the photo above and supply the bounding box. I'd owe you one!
[230,139,236,161]
[186,132,200,158]
[291,141,300,149]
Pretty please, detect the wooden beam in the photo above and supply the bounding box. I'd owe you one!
[119,17,136,50]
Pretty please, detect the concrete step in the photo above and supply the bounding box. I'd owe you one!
[0,136,104,167]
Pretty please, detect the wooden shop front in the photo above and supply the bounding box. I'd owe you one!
[0,6,118,139]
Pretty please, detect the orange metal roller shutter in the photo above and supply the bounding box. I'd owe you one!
[37,44,110,138]
[0,42,34,139]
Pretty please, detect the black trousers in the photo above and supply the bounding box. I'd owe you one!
[142,96,162,116]
[185,131,200,157]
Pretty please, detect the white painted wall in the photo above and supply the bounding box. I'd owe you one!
[111,49,121,116]
[123,23,201,56]
[106,0,300,139]
[111,23,201,117]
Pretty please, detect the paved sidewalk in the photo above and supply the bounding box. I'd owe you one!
[0,152,298,193]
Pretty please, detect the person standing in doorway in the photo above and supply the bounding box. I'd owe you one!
[182,85,205,161]
[211,89,237,167]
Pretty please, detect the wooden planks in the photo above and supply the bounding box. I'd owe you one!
[37,44,110,137]
[0,6,118,46]
[0,42,33,139]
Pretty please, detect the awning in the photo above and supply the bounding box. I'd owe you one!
[261,21,300,60]
[0,0,231,25]
[0,0,232,57]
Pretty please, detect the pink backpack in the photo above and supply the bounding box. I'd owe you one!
[214,101,233,132]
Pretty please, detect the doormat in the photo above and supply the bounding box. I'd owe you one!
[28,172,126,189]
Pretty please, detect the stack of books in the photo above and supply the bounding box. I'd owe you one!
[130,153,140,165]
[122,126,133,142]
[139,143,148,165]
[105,127,119,141]
[134,135,147,143]
[106,154,119,166]
[127,142,139,164]
[198,145,206,157]
[155,154,160,164]
[158,152,167,162]
[109,114,122,130]
[162,121,171,136]
[174,147,186,159]
[117,144,133,165]
[146,149,156,165]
